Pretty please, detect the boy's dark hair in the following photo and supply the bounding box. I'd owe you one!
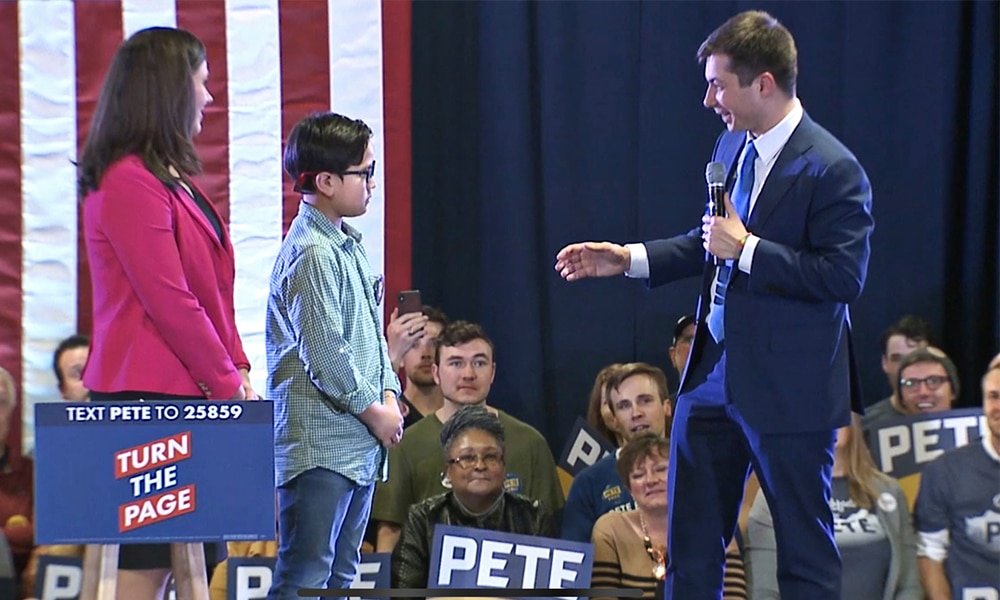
[283,112,372,193]
[53,334,90,390]
[697,10,798,97]
[78,27,207,195]
[434,321,495,365]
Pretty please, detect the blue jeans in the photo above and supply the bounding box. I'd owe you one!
[267,468,374,600]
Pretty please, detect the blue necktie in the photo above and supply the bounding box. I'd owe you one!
[707,140,756,343]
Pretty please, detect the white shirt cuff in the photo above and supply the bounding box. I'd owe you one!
[737,235,760,274]
[917,529,950,561]
[624,243,649,279]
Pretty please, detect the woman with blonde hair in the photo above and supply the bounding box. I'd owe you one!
[745,413,921,599]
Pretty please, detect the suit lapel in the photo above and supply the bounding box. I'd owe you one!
[747,114,816,230]
[173,180,226,251]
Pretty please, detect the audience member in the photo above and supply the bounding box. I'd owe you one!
[386,306,449,429]
[668,315,696,381]
[746,413,921,599]
[865,346,959,430]
[20,336,92,594]
[591,434,667,599]
[592,433,746,600]
[914,361,1000,599]
[563,363,671,542]
[372,321,563,552]
[391,406,556,588]
[586,364,624,447]
[0,367,33,584]
[862,316,934,428]
[52,334,89,402]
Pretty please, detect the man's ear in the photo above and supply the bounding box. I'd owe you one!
[757,71,778,96]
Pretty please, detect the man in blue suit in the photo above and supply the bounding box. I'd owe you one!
[555,10,873,599]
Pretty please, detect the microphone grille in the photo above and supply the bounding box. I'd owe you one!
[705,161,726,185]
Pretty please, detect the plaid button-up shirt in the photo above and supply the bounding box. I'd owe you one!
[266,202,400,487]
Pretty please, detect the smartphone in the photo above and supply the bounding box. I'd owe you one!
[398,290,422,315]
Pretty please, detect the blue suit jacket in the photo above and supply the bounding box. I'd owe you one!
[646,114,873,433]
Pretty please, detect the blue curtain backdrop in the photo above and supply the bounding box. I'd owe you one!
[411,1,999,450]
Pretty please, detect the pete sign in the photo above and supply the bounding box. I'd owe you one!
[428,525,593,600]
[865,407,986,508]
[226,554,390,600]
[557,417,615,478]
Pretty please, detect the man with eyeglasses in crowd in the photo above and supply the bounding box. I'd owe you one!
[862,315,936,429]
[372,320,564,552]
[879,347,960,426]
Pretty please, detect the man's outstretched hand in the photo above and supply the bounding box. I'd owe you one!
[554,242,631,281]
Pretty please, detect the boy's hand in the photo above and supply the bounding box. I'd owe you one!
[359,403,404,447]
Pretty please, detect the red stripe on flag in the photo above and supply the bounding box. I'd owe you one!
[0,1,23,454]
[278,0,331,235]
[178,0,231,224]
[382,0,413,316]
[74,1,124,338]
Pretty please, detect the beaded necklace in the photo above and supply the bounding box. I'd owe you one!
[639,512,667,581]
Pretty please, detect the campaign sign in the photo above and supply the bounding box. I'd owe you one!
[226,554,390,600]
[428,525,593,600]
[557,417,615,478]
[34,555,83,600]
[866,407,986,507]
[35,401,275,544]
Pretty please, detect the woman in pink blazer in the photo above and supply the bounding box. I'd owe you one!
[76,27,255,599]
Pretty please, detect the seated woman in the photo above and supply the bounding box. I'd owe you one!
[744,413,921,600]
[591,433,747,600]
[391,406,557,588]
[586,363,624,447]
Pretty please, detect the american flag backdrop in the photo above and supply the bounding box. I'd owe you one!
[0,0,413,455]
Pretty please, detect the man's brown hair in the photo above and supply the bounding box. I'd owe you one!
[697,10,798,97]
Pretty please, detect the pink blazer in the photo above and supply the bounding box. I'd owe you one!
[82,155,249,399]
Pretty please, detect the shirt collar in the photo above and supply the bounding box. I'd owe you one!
[297,201,362,245]
[982,434,1000,463]
[746,98,803,165]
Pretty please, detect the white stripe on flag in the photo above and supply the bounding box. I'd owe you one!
[226,0,283,396]
[328,0,387,314]
[122,0,177,38]
[19,0,79,455]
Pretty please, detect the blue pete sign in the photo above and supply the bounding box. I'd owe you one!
[557,417,615,478]
[32,553,391,600]
[226,554,391,600]
[34,401,275,544]
[865,408,987,479]
[428,525,593,599]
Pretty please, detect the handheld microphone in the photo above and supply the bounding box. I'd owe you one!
[705,162,726,266]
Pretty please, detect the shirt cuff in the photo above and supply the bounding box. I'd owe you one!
[737,234,760,274]
[917,529,949,561]
[624,243,649,279]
